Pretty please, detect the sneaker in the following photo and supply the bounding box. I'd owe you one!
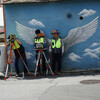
[15,74,19,77]
[22,72,25,78]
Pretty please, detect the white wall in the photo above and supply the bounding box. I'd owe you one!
[0,45,6,72]
[0,7,4,26]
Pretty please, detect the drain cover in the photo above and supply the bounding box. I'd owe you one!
[80,79,100,84]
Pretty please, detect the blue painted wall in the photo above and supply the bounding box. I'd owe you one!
[4,0,100,71]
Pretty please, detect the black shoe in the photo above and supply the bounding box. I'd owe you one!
[16,74,23,77]
[57,72,61,74]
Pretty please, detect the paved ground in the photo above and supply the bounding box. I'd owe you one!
[0,74,100,100]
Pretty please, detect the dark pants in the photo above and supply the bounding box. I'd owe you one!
[52,53,62,73]
[14,45,27,75]
[36,50,46,73]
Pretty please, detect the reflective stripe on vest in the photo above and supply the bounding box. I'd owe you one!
[35,37,44,44]
[52,38,62,48]
[10,40,20,49]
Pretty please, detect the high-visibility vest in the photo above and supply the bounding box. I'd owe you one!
[35,37,44,44]
[10,40,20,50]
[52,38,62,49]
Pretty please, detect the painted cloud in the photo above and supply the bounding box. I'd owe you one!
[29,19,45,27]
[90,42,100,48]
[68,53,81,62]
[79,9,96,17]
[25,51,33,59]
[83,47,100,59]
[83,51,99,59]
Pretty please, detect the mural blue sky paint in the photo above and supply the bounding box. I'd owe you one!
[4,1,100,70]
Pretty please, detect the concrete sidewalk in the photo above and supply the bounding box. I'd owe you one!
[0,74,100,100]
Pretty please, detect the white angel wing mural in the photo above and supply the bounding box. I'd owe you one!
[64,16,99,51]
[16,21,51,46]
[16,16,99,53]
[16,21,37,45]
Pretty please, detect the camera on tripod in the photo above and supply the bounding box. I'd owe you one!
[35,43,44,49]
[9,34,16,43]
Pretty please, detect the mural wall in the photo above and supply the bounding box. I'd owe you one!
[4,0,100,71]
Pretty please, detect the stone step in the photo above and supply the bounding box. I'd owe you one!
[0,34,4,42]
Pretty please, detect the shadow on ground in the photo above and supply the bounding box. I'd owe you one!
[1,70,100,81]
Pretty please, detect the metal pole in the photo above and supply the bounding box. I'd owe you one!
[40,52,43,75]
[42,51,54,76]
[34,51,40,78]
[4,45,14,81]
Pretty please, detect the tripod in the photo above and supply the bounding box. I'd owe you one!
[4,43,31,81]
[34,49,55,78]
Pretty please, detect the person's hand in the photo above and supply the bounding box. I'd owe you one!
[34,45,36,49]
[49,45,52,53]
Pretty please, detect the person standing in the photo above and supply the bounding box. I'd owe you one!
[7,34,28,77]
[50,30,64,74]
[34,29,47,74]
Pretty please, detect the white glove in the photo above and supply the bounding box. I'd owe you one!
[49,45,52,53]
[62,46,64,55]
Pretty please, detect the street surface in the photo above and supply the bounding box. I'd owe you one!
[0,73,100,100]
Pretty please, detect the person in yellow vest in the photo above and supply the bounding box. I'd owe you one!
[50,30,64,74]
[34,29,47,75]
[7,34,27,77]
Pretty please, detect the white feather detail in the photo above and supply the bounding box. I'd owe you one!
[15,21,36,45]
[15,21,51,46]
[63,16,99,51]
